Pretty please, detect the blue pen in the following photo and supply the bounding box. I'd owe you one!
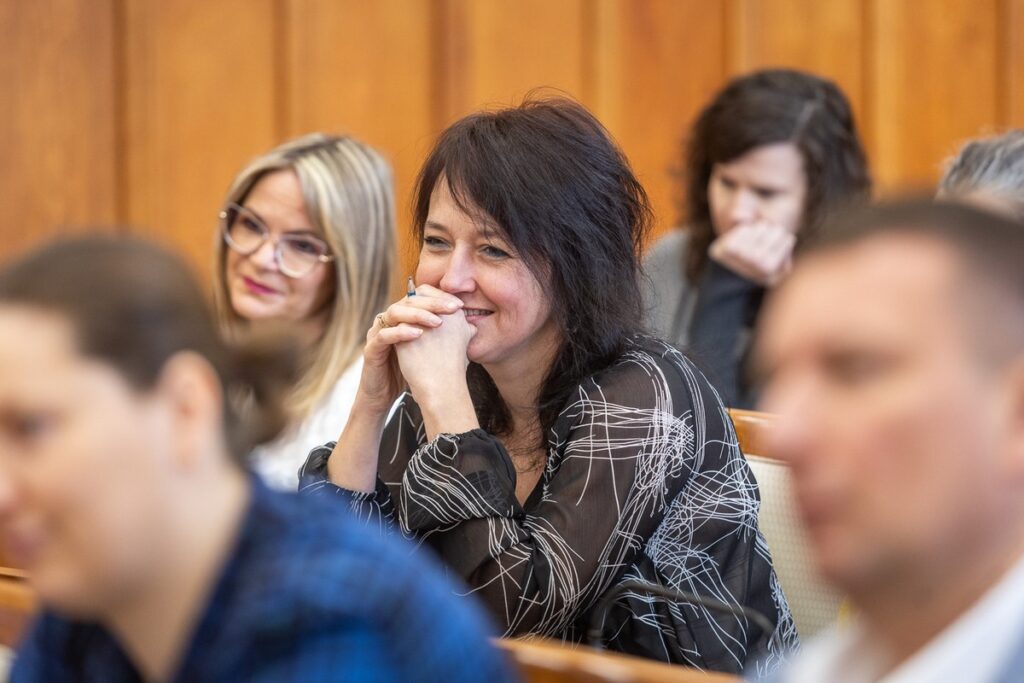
[406,276,416,297]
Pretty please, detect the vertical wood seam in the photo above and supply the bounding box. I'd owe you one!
[580,0,597,110]
[722,0,736,75]
[431,0,454,129]
[860,0,877,195]
[112,0,129,230]
[995,0,1009,127]
[272,0,290,141]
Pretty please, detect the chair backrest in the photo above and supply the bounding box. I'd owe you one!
[728,409,843,638]
[496,637,740,683]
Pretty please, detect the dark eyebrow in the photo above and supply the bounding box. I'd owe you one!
[423,220,450,234]
[423,218,510,246]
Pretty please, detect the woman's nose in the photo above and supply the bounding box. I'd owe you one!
[438,251,476,294]
[249,237,279,271]
[728,191,760,226]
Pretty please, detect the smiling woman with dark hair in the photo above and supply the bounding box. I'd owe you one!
[301,96,797,675]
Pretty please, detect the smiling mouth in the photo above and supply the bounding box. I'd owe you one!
[463,308,493,318]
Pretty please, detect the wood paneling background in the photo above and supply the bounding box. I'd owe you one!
[0,0,119,256]
[2,0,1022,282]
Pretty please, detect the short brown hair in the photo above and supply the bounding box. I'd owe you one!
[809,199,1024,363]
[0,236,297,461]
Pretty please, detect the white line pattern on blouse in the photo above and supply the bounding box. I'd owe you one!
[300,338,797,675]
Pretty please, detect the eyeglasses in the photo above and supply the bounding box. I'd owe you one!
[219,203,335,279]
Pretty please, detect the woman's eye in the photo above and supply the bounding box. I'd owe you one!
[288,239,322,256]
[755,188,780,200]
[482,245,510,260]
[240,217,264,234]
[423,236,449,250]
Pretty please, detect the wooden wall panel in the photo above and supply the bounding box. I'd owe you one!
[1006,0,1024,127]
[439,0,590,122]
[122,0,280,279]
[727,0,867,150]
[593,1,727,238]
[869,0,1001,191]
[2,0,1020,274]
[283,0,437,283]
[0,0,118,261]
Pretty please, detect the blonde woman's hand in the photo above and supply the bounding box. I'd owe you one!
[708,220,796,287]
[354,283,464,416]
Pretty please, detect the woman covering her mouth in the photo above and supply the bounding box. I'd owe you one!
[300,96,797,675]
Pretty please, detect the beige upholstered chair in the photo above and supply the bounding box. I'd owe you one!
[729,409,843,638]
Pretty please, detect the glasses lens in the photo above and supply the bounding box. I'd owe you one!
[278,236,330,277]
[223,205,267,254]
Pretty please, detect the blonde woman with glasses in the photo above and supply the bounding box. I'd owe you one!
[214,133,396,489]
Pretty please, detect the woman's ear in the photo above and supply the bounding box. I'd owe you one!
[155,351,225,472]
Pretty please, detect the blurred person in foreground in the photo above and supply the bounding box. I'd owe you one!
[1,237,513,683]
[756,200,1024,682]
[938,129,1024,220]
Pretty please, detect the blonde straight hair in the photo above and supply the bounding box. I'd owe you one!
[213,133,396,417]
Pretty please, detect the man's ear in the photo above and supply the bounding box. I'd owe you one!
[998,355,1024,482]
[154,351,225,472]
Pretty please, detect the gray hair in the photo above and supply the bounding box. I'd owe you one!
[939,130,1024,218]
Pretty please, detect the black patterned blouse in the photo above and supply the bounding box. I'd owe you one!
[300,336,797,676]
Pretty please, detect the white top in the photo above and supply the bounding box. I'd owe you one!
[0,644,12,682]
[782,552,1024,683]
[251,357,363,491]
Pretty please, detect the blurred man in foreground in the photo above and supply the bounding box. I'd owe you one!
[757,200,1024,682]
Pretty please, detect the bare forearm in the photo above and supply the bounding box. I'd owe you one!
[326,403,389,493]
[415,381,480,441]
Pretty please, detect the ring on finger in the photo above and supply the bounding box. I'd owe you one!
[376,312,392,328]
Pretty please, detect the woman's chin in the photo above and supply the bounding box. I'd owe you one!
[465,340,489,366]
[230,298,285,323]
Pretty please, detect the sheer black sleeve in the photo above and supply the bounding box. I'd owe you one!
[299,342,796,674]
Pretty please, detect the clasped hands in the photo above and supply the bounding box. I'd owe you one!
[358,283,475,416]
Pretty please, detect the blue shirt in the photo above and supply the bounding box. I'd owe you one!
[11,477,516,682]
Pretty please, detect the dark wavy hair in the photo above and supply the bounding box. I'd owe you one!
[0,236,297,462]
[413,96,653,440]
[682,68,871,284]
